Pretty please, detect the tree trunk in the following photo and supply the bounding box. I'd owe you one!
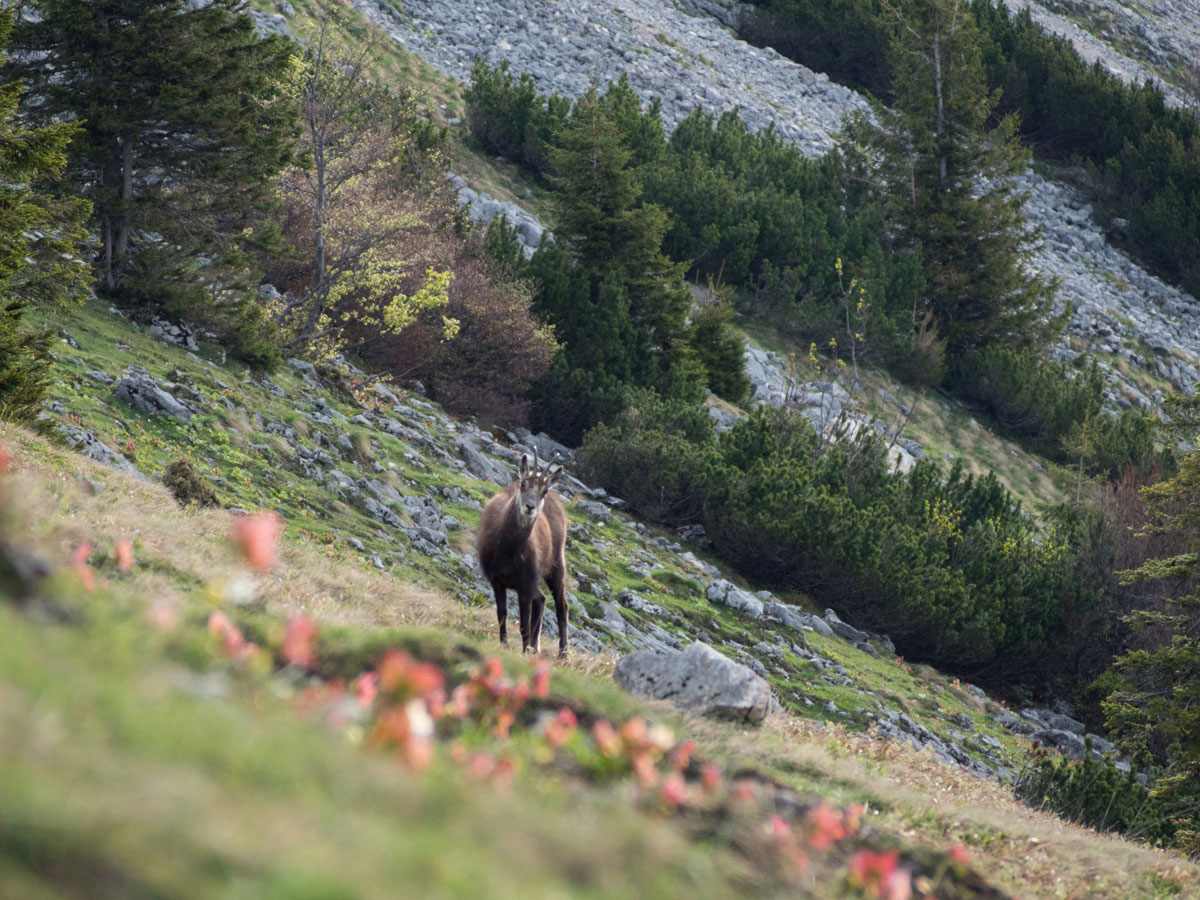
[113,134,134,272]
[932,16,946,188]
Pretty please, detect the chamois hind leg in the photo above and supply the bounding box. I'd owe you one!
[492,580,509,647]
[529,591,546,655]
[546,565,568,659]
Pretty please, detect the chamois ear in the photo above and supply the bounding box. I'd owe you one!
[519,452,532,481]
[546,465,564,489]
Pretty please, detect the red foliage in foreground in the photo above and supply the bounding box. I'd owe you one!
[232,512,282,572]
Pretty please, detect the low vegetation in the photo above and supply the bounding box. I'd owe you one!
[3,380,1198,897]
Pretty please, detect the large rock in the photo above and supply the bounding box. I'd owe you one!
[823,608,869,643]
[456,437,509,484]
[763,600,834,637]
[1031,729,1088,761]
[57,425,140,475]
[706,579,764,619]
[614,641,771,723]
[113,367,192,423]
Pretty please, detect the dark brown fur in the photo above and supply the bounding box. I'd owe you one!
[476,456,569,657]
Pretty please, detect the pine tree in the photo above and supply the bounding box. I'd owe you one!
[528,87,705,442]
[544,88,695,388]
[842,0,1059,365]
[0,9,90,423]
[9,0,297,298]
[1104,392,1200,855]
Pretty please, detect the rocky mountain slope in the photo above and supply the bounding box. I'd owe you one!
[14,291,1199,898]
[36,299,1126,788]
[997,0,1200,109]
[330,0,1200,413]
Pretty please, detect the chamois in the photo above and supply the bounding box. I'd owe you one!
[476,449,569,657]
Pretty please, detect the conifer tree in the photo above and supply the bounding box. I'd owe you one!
[544,89,695,380]
[529,88,703,441]
[842,0,1059,366]
[1105,392,1200,854]
[9,0,297,299]
[0,9,90,423]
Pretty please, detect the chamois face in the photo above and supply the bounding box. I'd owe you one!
[516,452,562,527]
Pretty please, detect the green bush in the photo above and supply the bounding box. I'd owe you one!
[1015,748,1178,848]
[579,399,1079,675]
[465,63,927,377]
[954,347,1161,480]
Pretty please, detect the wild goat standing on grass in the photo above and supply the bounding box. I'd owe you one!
[477,450,569,657]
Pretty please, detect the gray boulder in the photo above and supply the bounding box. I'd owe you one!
[823,608,869,644]
[456,437,509,484]
[286,358,319,379]
[113,367,192,423]
[362,496,405,528]
[995,712,1035,735]
[1031,729,1088,761]
[706,579,764,620]
[574,500,611,523]
[147,317,199,352]
[614,641,771,723]
[58,426,140,475]
[1032,710,1086,734]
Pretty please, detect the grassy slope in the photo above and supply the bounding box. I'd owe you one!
[3,297,1198,899]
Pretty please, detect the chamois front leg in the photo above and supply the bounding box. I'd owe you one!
[547,565,568,659]
[492,580,509,646]
[517,587,532,654]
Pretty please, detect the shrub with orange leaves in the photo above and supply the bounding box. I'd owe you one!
[541,707,577,748]
[377,650,445,702]
[71,541,95,591]
[659,772,688,808]
[232,512,282,572]
[282,616,318,669]
[207,609,259,661]
[762,815,809,877]
[849,850,911,900]
[352,672,379,709]
[115,538,135,572]
[532,659,551,698]
[371,700,435,771]
[947,843,970,865]
[803,802,852,850]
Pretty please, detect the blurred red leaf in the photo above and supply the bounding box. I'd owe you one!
[282,615,318,669]
[532,658,551,698]
[115,538,135,572]
[232,512,282,572]
[660,772,687,807]
[849,850,902,898]
[71,541,95,592]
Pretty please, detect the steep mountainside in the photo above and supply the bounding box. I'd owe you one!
[6,295,1198,898]
[331,0,1200,411]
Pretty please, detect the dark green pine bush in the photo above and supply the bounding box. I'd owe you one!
[578,394,1079,675]
[1014,746,1178,848]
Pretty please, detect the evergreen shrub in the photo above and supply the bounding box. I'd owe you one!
[1015,746,1178,848]
[579,396,1078,674]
